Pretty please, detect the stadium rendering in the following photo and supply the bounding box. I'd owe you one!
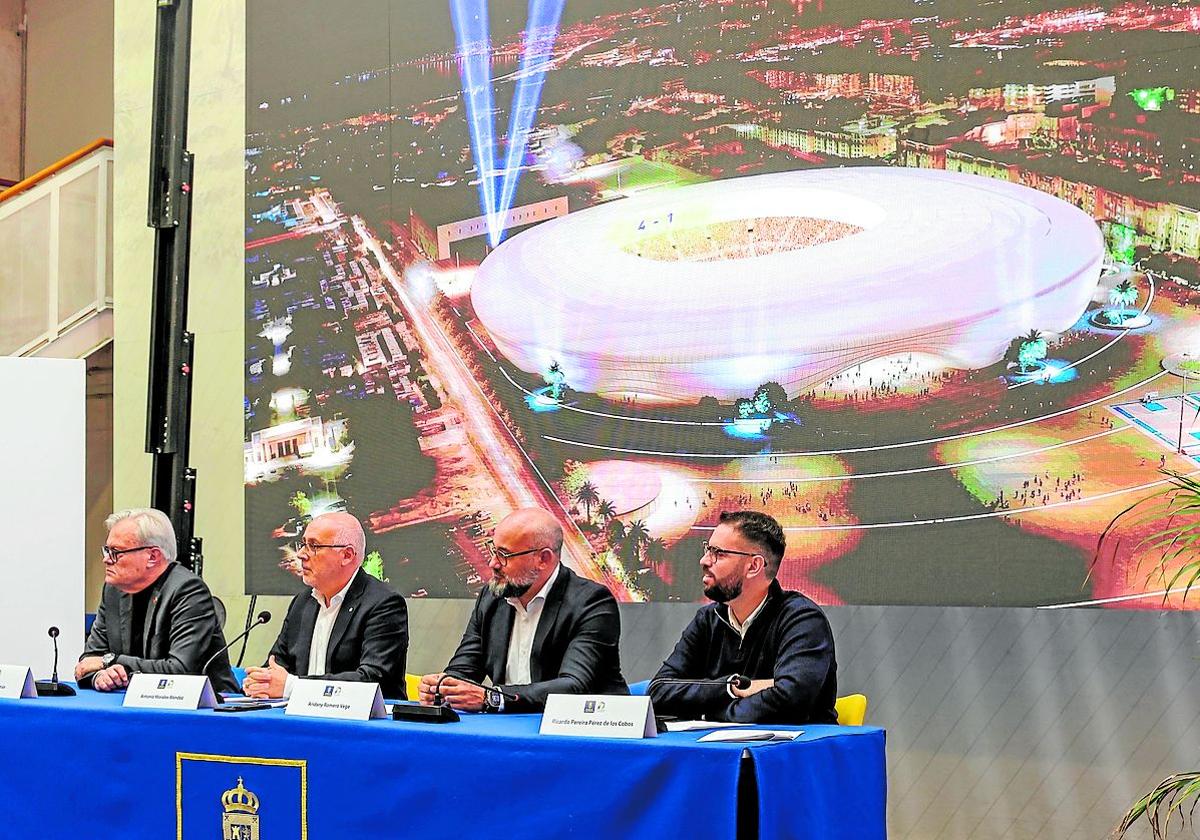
[471,168,1105,403]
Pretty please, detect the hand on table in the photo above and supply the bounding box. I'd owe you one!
[75,656,104,683]
[92,664,130,692]
[417,673,486,711]
[243,655,290,699]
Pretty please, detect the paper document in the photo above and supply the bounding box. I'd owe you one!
[664,720,744,733]
[697,729,803,743]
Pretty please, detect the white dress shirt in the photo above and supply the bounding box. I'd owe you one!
[503,562,560,686]
[283,569,359,699]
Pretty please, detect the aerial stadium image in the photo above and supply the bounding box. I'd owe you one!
[244,0,1200,609]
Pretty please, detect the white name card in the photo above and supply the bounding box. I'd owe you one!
[123,673,218,710]
[540,694,657,739]
[285,680,386,721]
[0,665,36,699]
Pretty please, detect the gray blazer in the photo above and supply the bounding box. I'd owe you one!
[80,562,239,695]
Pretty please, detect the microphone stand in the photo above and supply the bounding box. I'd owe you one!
[36,626,76,697]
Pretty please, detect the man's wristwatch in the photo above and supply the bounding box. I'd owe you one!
[100,653,118,670]
[482,688,504,714]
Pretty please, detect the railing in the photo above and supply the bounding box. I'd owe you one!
[0,139,114,356]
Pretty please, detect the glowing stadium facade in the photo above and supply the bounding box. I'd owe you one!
[471,169,1104,404]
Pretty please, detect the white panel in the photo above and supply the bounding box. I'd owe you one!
[0,357,85,678]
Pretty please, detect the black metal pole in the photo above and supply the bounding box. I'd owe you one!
[145,0,201,573]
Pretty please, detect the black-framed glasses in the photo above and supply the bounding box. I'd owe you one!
[484,540,546,566]
[295,540,351,554]
[701,543,760,562]
[102,544,155,564]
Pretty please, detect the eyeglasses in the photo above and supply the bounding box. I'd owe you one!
[484,541,546,566]
[701,543,760,562]
[295,540,351,554]
[102,544,155,564]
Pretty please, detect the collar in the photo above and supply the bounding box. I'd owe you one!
[718,578,784,635]
[507,562,561,613]
[311,567,359,609]
[729,588,770,637]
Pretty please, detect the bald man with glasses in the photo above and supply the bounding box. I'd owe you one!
[649,509,837,724]
[418,508,627,712]
[242,512,409,700]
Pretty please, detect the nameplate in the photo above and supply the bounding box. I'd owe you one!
[0,665,36,699]
[123,674,218,710]
[285,680,386,721]
[540,694,657,739]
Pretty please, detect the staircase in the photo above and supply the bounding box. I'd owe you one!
[0,138,113,358]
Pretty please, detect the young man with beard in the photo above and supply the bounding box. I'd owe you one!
[649,510,837,724]
[418,508,628,712]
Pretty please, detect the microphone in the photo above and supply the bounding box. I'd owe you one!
[434,673,522,711]
[202,610,271,676]
[647,673,751,694]
[36,625,76,697]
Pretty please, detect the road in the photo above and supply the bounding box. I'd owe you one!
[350,213,608,583]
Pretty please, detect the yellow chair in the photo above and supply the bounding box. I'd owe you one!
[834,693,868,726]
[404,673,421,702]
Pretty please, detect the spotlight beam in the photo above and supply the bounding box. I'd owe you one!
[493,0,567,245]
[450,0,565,247]
[450,0,501,243]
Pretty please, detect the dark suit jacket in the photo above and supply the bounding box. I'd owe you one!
[80,563,239,695]
[445,564,628,712]
[266,570,409,699]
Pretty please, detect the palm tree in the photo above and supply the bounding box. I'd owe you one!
[644,536,668,572]
[606,518,627,552]
[1109,278,1138,310]
[1098,470,1200,838]
[1017,329,1047,373]
[574,481,599,522]
[621,519,652,565]
[596,499,616,524]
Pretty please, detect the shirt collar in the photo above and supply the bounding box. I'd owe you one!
[728,588,770,638]
[311,567,359,609]
[507,562,561,613]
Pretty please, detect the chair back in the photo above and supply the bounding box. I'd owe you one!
[835,693,868,726]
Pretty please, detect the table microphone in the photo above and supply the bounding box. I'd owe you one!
[202,610,272,675]
[646,673,752,694]
[434,673,522,711]
[35,625,76,697]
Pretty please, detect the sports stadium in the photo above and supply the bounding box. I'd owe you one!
[471,168,1104,403]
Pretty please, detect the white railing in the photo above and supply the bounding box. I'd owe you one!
[0,141,114,357]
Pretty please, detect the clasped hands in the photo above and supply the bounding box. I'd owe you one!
[416,673,487,711]
[241,655,291,699]
[74,656,129,692]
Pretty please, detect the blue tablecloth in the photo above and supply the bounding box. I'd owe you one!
[0,688,885,838]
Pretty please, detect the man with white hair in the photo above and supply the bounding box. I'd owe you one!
[75,508,239,694]
[417,508,627,712]
[242,511,409,699]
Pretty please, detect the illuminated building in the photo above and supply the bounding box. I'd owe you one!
[471,169,1102,403]
[1002,76,1115,111]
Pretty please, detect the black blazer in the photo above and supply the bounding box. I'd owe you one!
[80,563,239,695]
[266,570,409,699]
[445,564,628,712]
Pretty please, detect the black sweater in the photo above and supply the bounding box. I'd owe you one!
[649,580,837,724]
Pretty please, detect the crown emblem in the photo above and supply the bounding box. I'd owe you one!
[221,777,260,815]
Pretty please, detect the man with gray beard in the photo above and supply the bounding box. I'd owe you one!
[418,508,627,712]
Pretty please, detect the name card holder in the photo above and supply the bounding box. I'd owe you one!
[286,680,386,721]
[0,665,37,699]
[123,673,218,710]
[540,694,657,739]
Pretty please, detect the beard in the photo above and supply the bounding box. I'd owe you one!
[704,577,743,603]
[489,568,536,599]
